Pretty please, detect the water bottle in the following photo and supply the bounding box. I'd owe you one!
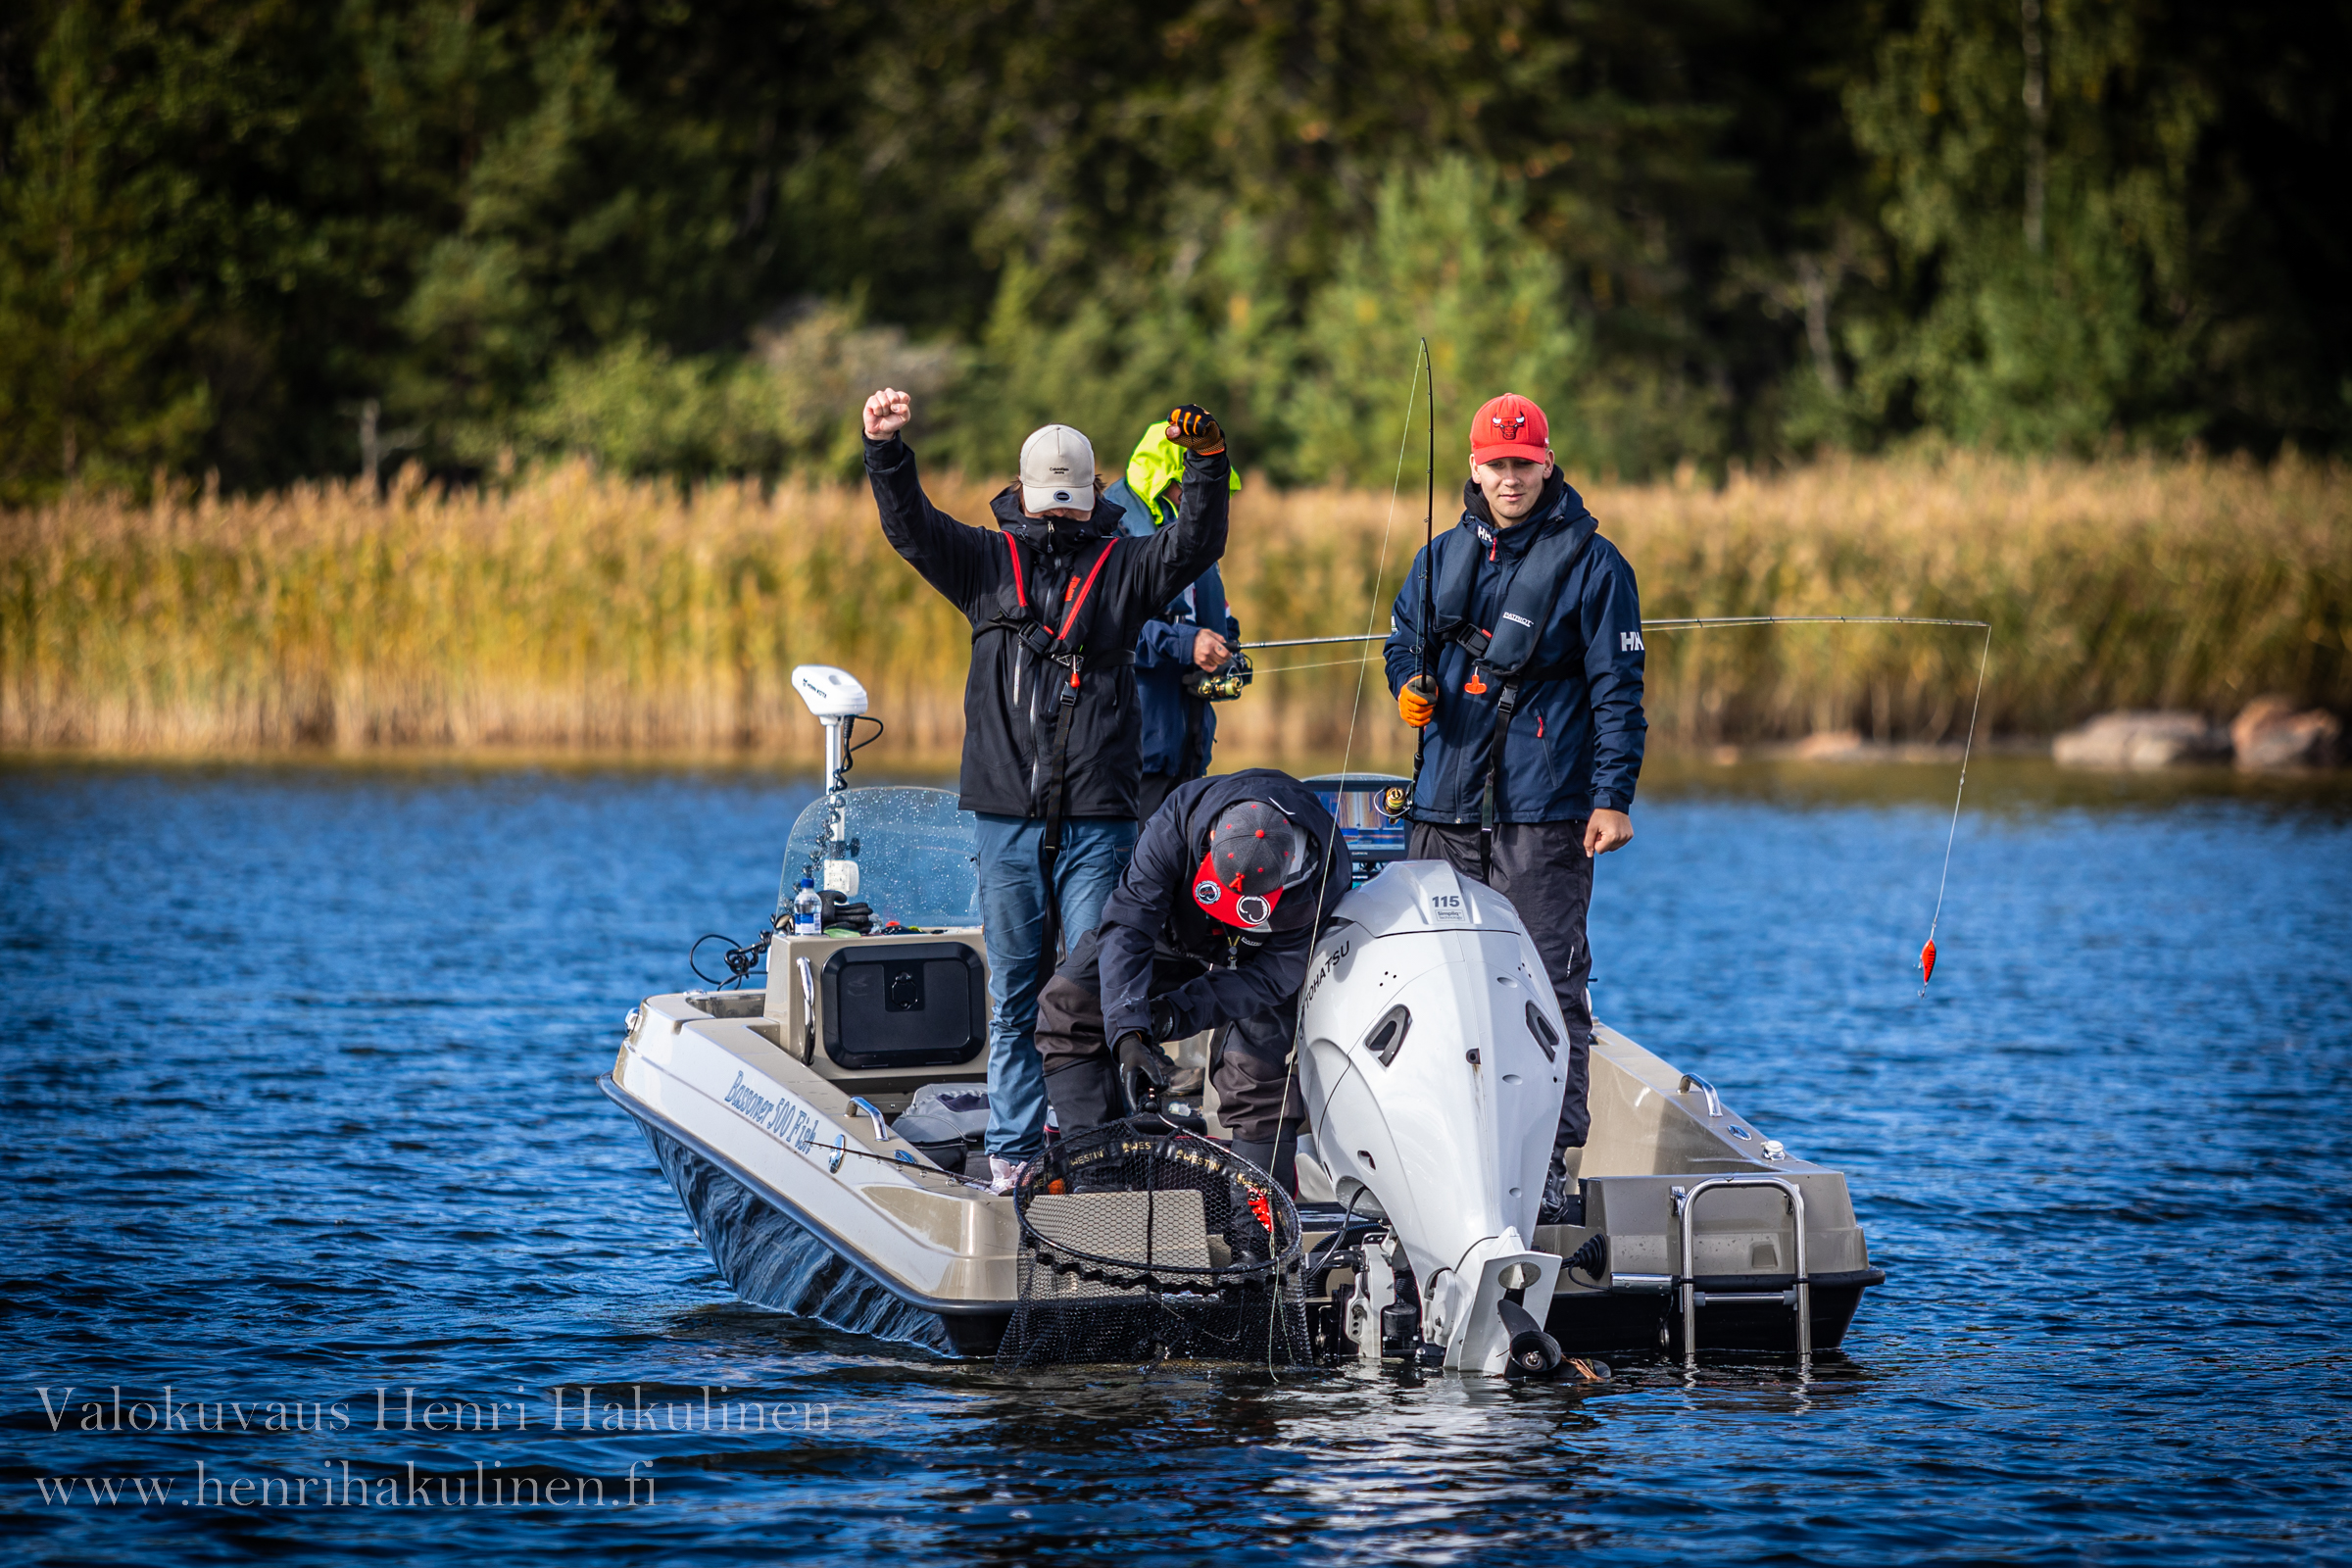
[793,876,821,937]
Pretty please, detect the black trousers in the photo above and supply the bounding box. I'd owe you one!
[1036,928,1301,1142]
[1136,771,1182,825]
[1409,820,1595,1151]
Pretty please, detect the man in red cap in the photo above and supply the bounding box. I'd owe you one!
[1382,391,1646,1222]
[1033,768,1346,1189]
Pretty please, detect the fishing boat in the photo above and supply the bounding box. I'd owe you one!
[600,665,1885,1366]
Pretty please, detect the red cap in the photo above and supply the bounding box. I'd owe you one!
[1188,803,1299,929]
[1470,393,1552,465]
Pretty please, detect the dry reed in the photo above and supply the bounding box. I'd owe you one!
[4,453,2344,769]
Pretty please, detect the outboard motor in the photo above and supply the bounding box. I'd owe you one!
[1297,859,1573,1375]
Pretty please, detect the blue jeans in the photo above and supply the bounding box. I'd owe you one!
[972,812,1137,1161]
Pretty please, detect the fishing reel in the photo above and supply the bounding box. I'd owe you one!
[1183,650,1253,703]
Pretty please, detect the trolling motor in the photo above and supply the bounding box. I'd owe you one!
[690,663,875,987]
[791,664,872,887]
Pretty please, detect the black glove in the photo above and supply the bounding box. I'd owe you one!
[1165,405,1225,456]
[817,890,873,934]
[1115,1030,1173,1090]
[1149,999,1184,1044]
[1114,1028,1172,1117]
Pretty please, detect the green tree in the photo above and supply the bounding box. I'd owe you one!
[1844,0,2212,449]
[1288,158,1586,486]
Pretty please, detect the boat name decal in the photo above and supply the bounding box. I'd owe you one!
[722,1069,824,1154]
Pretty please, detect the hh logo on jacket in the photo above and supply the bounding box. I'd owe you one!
[1620,630,1645,653]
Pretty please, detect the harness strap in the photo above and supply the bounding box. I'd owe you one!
[976,535,1131,667]
[1033,537,1121,966]
[1056,539,1117,641]
[1004,531,1027,610]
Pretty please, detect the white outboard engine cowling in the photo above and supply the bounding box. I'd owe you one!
[1297,858,1571,1373]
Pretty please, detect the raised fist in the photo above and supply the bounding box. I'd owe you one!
[863,387,912,440]
[1165,404,1225,456]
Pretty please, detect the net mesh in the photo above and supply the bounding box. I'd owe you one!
[998,1117,1314,1369]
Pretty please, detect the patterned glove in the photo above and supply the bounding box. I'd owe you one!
[1165,405,1226,456]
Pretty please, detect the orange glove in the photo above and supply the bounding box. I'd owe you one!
[1165,405,1226,456]
[1397,675,1436,727]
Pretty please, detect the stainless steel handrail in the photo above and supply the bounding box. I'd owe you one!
[845,1097,890,1142]
[1675,1175,1810,1362]
[1679,1072,1722,1119]
[796,955,818,1064]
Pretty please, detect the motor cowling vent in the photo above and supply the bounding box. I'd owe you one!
[1524,1001,1559,1062]
[1360,1004,1411,1067]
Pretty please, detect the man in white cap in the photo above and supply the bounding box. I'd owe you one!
[861,388,1233,1192]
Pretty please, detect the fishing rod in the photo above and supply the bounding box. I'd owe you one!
[1248,613,1990,650]
[1247,611,1995,996]
[1410,338,1437,794]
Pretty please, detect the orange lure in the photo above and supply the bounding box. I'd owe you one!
[1919,938,1937,986]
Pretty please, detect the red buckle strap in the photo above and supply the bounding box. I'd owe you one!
[1056,540,1119,643]
[1055,539,1119,690]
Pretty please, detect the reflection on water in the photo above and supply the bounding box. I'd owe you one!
[3,759,2349,1563]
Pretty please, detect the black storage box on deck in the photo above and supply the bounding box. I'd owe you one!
[820,942,988,1070]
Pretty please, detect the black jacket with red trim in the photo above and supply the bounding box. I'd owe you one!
[864,433,1231,819]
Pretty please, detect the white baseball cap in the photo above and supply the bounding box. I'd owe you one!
[1019,424,1096,514]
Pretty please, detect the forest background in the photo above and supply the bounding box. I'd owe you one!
[0,0,2346,761]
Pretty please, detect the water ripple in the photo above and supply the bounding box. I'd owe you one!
[3,760,2349,1564]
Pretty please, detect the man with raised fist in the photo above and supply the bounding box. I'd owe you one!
[860,388,1233,1193]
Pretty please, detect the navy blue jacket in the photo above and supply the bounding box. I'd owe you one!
[1096,770,1346,1043]
[1105,477,1242,779]
[1383,476,1646,823]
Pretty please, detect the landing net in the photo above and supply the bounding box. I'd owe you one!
[997,1118,1313,1370]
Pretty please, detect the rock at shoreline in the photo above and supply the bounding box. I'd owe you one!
[2052,711,2230,769]
[1788,729,1866,760]
[2230,697,2344,770]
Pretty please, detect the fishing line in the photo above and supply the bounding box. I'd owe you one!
[1248,654,1382,676]
[1920,620,1993,994]
[1260,341,1435,1239]
[1250,614,1992,650]
[1331,341,1429,786]
[1246,611,1999,994]
[1642,614,1991,633]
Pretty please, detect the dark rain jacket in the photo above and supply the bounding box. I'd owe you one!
[1383,474,1646,823]
[865,434,1230,820]
[1096,769,1347,1044]
[1104,476,1242,779]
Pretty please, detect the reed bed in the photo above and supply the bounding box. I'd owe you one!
[4,453,2345,768]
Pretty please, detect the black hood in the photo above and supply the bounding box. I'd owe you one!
[1462,469,1571,530]
[989,484,1122,553]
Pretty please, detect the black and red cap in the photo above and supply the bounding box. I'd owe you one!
[1191,800,1304,929]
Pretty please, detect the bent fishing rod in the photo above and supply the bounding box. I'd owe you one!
[1246,610,1994,998]
[1248,613,1989,650]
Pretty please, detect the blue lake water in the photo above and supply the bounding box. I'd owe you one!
[4,758,2349,1564]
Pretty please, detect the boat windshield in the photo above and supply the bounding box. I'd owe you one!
[776,786,982,930]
